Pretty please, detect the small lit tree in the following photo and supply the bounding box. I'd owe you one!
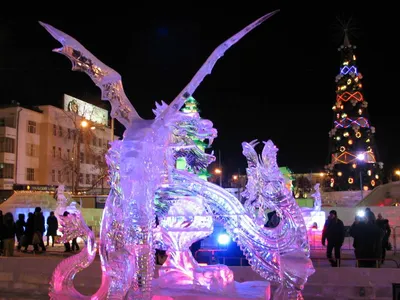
[293,175,312,199]
[176,96,211,180]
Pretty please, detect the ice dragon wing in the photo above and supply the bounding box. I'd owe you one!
[39,21,141,128]
[160,10,279,119]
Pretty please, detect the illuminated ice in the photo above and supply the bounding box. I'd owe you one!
[302,183,325,230]
[302,183,326,250]
[41,10,314,300]
[54,185,79,219]
[311,183,322,212]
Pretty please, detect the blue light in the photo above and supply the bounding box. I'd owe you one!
[217,234,230,245]
[340,66,358,75]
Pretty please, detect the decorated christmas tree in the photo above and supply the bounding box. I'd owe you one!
[176,96,211,180]
[325,31,383,191]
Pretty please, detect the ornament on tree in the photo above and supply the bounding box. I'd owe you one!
[351,123,360,132]
[328,128,337,137]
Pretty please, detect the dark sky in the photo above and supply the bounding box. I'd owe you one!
[1,4,399,177]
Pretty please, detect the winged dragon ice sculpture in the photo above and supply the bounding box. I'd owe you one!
[41,11,313,299]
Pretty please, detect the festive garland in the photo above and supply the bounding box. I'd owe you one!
[332,151,376,164]
[337,91,363,102]
[334,117,369,128]
[340,66,358,75]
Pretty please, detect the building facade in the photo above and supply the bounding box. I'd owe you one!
[0,95,118,199]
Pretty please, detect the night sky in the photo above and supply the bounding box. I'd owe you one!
[1,5,399,178]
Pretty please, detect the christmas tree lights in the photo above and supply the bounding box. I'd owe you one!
[325,32,383,191]
[176,96,211,180]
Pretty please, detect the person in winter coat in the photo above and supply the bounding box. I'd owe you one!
[322,210,345,267]
[63,211,80,252]
[22,212,34,252]
[265,211,280,228]
[33,207,46,252]
[365,208,376,224]
[2,212,16,256]
[46,211,58,247]
[15,214,26,251]
[350,215,381,267]
[376,214,392,264]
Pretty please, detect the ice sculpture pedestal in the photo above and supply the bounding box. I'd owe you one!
[302,208,326,248]
[152,281,270,300]
[301,209,326,230]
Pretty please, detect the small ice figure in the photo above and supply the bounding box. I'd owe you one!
[311,183,322,211]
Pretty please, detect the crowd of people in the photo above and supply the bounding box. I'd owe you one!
[322,208,392,267]
[0,207,79,256]
[1,206,394,267]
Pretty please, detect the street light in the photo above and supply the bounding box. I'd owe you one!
[394,170,400,181]
[214,168,222,186]
[232,173,242,201]
[356,153,365,161]
[80,120,88,128]
[72,120,88,194]
[356,153,365,200]
[72,119,95,194]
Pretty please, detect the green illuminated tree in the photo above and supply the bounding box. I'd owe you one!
[176,96,211,180]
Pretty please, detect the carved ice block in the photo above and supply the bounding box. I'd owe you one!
[152,280,270,300]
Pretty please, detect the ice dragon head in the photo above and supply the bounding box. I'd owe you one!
[153,100,217,172]
[241,140,287,213]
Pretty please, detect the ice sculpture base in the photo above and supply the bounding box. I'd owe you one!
[301,208,326,231]
[152,280,270,300]
[301,209,326,249]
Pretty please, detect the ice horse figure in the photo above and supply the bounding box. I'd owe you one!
[301,183,326,249]
[40,12,289,299]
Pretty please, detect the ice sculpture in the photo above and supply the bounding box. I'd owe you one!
[241,139,276,225]
[40,11,292,299]
[302,183,326,249]
[49,211,104,299]
[155,139,315,299]
[54,185,68,219]
[54,185,79,219]
[311,183,322,211]
[240,140,315,298]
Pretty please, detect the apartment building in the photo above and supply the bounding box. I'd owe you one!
[0,95,119,199]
